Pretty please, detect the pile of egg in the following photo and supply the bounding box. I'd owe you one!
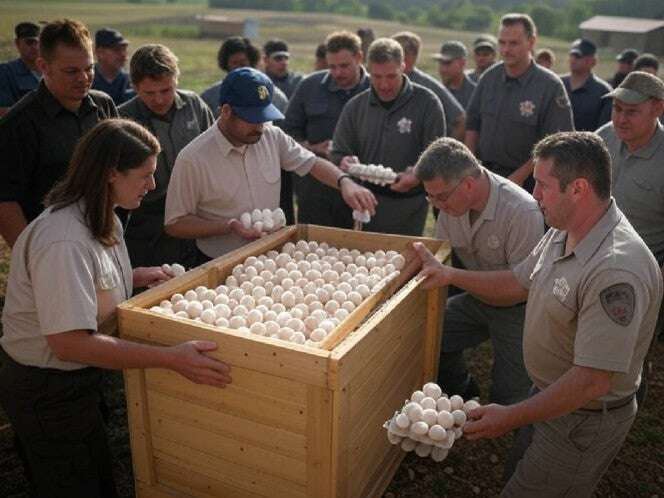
[239,208,287,233]
[383,382,480,462]
[149,240,405,347]
[348,163,398,186]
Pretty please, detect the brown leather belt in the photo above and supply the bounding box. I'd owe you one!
[579,394,635,412]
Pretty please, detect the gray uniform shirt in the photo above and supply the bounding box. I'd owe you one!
[448,73,477,110]
[407,67,464,136]
[331,77,446,181]
[119,90,214,266]
[513,201,662,400]
[283,67,369,143]
[435,168,544,271]
[466,62,573,174]
[270,71,304,99]
[597,122,664,264]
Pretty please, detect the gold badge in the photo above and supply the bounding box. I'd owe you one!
[257,85,269,100]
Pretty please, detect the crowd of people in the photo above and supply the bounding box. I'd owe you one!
[0,12,663,498]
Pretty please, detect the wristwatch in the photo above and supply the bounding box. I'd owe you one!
[337,174,352,188]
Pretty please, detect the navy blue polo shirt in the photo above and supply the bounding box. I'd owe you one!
[91,64,135,105]
[561,73,612,132]
[0,58,41,107]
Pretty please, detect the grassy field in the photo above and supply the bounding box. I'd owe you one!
[1,1,663,497]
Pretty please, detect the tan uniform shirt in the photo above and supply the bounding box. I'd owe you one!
[435,168,544,271]
[1,203,132,370]
[165,123,316,258]
[513,201,662,400]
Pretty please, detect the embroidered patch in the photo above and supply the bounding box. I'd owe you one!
[397,116,412,134]
[556,94,569,109]
[257,85,269,100]
[552,277,570,301]
[487,235,500,249]
[600,283,635,326]
[519,100,535,117]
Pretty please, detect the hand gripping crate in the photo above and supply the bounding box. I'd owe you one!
[118,224,450,498]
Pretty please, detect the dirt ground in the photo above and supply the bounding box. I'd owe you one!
[1,339,663,497]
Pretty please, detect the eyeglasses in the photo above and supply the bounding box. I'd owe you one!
[425,178,465,204]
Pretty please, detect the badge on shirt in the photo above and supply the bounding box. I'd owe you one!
[600,283,635,326]
[519,100,535,117]
[556,93,570,109]
[487,234,500,249]
[397,116,412,134]
[552,277,570,301]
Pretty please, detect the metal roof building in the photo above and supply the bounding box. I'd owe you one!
[580,16,664,55]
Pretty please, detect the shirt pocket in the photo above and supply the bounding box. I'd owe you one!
[544,293,576,326]
[257,158,282,185]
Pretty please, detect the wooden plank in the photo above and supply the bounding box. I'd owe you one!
[329,278,426,389]
[154,455,265,498]
[148,389,306,459]
[305,386,334,498]
[359,445,405,498]
[330,386,350,498]
[423,285,447,383]
[150,415,308,486]
[305,225,445,254]
[124,368,156,486]
[119,308,331,387]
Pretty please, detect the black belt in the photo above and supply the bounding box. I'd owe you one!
[578,393,635,413]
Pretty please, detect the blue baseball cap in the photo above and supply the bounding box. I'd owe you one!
[218,67,284,124]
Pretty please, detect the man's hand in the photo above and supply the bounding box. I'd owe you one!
[340,155,360,172]
[133,267,172,288]
[463,404,519,440]
[390,167,420,193]
[340,179,377,215]
[306,140,331,158]
[167,340,232,388]
[413,242,454,289]
[228,219,262,240]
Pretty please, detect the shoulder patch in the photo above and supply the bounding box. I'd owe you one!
[600,283,635,326]
[556,94,570,109]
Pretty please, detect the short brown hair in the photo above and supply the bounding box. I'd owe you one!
[501,13,537,39]
[535,48,555,65]
[45,119,161,246]
[392,31,421,58]
[532,131,611,200]
[325,31,362,55]
[129,44,180,85]
[39,18,92,61]
[367,38,403,65]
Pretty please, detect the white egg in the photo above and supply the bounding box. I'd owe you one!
[246,309,263,325]
[395,413,411,429]
[334,308,350,322]
[290,332,306,344]
[332,290,347,303]
[428,424,447,441]
[240,212,252,229]
[452,409,467,427]
[337,282,352,295]
[240,295,256,309]
[263,310,277,322]
[225,275,239,288]
[319,320,335,334]
[308,301,323,313]
[251,208,262,223]
[454,426,463,439]
[404,402,423,422]
[250,276,265,289]
[240,281,254,294]
[264,259,277,273]
[310,309,327,322]
[391,254,405,270]
[304,316,320,331]
[463,399,481,415]
[281,291,296,307]
[170,263,186,276]
[174,311,189,319]
[227,299,238,309]
[265,321,280,335]
[233,304,249,317]
[276,253,290,268]
[449,395,464,411]
[250,322,267,336]
[159,300,173,309]
[401,438,417,452]
[149,306,163,314]
[172,300,188,313]
[200,309,216,324]
[200,300,213,310]
[195,286,208,300]
[410,421,429,436]
[278,327,295,341]
[271,303,286,314]
[414,442,432,458]
[276,312,292,327]
[387,432,402,445]
[229,316,246,329]
[341,301,355,313]
[423,383,443,400]
[214,317,229,328]
[257,296,273,308]
[282,241,296,254]
[286,318,304,332]
[251,287,267,301]
[309,328,327,342]
[229,288,244,301]
[184,290,198,301]
[281,278,294,290]
[323,300,339,315]
[185,301,203,318]
[213,294,229,306]
[214,303,231,319]
[170,293,184,304]
[436,397,452,413]
[437,411,454,429]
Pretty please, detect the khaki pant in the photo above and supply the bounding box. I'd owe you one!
[503,395,637,497]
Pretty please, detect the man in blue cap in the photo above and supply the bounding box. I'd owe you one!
[561,38,612,131]
[165,67,376,261]
[0,22,42,116]
[91,27,135,105]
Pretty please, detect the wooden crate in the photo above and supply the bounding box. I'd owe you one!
[118,225,450,498]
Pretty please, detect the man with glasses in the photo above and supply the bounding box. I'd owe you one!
[561,38,612,131]
[414,137,544,403]
[0,22,42,116]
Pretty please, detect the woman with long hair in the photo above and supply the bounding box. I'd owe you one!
[0,118,231,498]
